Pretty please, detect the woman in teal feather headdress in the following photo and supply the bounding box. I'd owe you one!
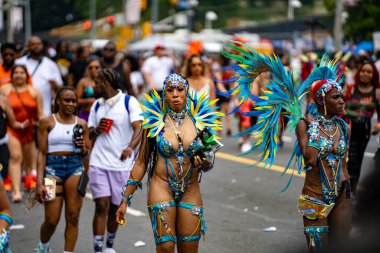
[220,41,352,251]
[116,73,223,253]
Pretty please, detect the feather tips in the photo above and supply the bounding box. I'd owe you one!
[140,90,223,139]
[140,90,166,138]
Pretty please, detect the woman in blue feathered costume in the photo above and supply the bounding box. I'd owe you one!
[296,79,351,251]
[115,73,223,253]
[219,42,352,251]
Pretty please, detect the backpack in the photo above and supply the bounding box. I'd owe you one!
[94,95,130,114]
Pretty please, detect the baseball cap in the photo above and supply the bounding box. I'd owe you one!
[154,44,165,51]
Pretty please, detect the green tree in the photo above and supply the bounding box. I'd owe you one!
[324,0,380,42]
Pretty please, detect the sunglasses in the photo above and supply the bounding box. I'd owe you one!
[2,53,15,57]
[191,63,202,67]
[89,66,100,70]
[103,47,115,52]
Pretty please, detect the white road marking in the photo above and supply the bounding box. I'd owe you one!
[227,192,247,200]
[10,224,25,230]
[364,152,375,158]
[85,192,146,217]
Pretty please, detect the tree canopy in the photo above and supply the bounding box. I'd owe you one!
[324,0,380,42]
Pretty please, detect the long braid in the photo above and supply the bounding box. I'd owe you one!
[101,68,121,90]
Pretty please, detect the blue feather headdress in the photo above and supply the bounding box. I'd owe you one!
[140,73,223,139]
[221,41,343,190]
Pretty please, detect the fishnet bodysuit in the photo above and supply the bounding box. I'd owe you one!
[147,114,205,245]
[302,120,352,249]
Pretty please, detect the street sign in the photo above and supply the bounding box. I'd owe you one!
[373,32,380,51]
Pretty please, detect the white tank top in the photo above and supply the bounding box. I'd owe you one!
[47,114,78,153]
[189,82,211,97]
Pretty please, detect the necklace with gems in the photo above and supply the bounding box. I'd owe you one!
[167,107,187,127]
[167,114,186,176]
[320,115,335,135]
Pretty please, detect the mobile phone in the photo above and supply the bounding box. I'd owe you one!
[73,124,84,152]
[190,149,206,166]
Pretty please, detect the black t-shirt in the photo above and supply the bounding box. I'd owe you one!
[69,60,87,88]
[0,104,7,139]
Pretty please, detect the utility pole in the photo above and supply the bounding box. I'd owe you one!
[334,0,343,51]
[6,0,14,42]
[287,0,294,21]
[90,0,96,42]
[24,0,32,42]
[151,0,158,31]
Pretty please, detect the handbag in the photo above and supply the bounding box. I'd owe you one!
[77,171,89,197]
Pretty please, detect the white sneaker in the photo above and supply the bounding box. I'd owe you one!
[241,142,253,153]
[35,244,52,253]
[104,248,117,253]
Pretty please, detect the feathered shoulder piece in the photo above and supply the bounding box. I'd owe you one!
[220,42,301,167]
[221,42,344,180]
[220,42,299,114]
[189,91,224,138]
[140,90,223,138]
[140,90,166,138]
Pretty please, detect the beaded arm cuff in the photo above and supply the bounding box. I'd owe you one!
[0,213,13,227]
[120,179,142,207]
[127,179,142,190]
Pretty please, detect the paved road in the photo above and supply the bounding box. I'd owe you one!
[7,126,379,253]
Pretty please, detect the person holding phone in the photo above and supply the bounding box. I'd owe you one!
[116,73,223,253]
[35,87,90,253]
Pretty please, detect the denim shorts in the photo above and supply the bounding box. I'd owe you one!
[45,154,83,180]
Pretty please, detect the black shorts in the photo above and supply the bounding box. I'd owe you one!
[0,144,10,178]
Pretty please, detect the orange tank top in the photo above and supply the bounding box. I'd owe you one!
[8,89,37,124]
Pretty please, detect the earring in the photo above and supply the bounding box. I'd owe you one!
[324,103,327,116]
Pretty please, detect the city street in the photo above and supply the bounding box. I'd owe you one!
[7,121,379,253]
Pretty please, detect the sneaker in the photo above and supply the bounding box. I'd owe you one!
[104,248,117,253]
[238,137,244,148]
[4,176,12,191]
[24,174,36,190]
[240,142,253,153]
[35,243,52,253]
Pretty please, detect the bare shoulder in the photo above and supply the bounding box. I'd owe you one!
[78,77,91,86]
[376,88,380,102]
[304,114,315,124]
[28,86,41,98]
[77,117,88,128]
[39,115,55,129]
[0,84,13,95]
